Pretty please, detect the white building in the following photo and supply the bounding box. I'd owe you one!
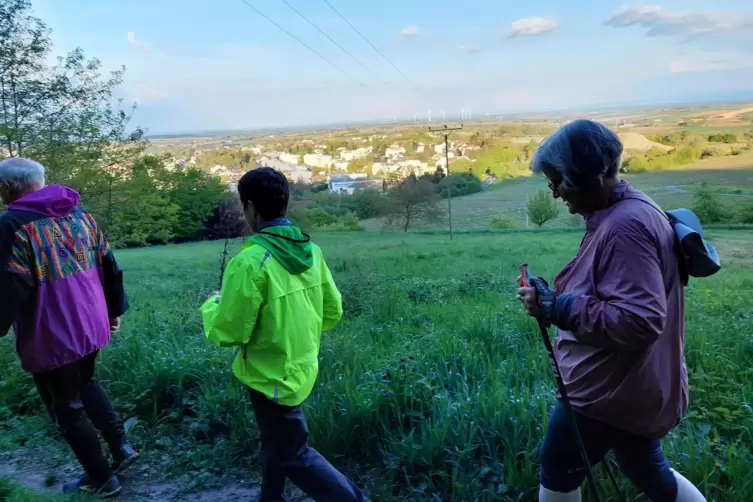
[340,146,373,161]
[416,143,425,153]
[303,153,334,169]
[385,144,406,160]
[372,159,431,176]
[259,158,297,173]
[328,175,383,195]
[434,142,456,154]
[278,152,300,165]
[210,165,231,176]
[287,169,313,183]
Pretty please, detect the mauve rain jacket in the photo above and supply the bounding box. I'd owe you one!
[552,180,689,440]
[0,185,128,374]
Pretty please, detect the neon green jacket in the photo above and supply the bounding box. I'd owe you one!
[201,224,343,406]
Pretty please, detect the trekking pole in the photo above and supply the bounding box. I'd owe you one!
[519,264,603,502]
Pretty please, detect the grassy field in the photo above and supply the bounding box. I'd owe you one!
[363,161,753,232]
[1,229,752,501]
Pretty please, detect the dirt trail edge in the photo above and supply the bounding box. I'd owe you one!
[0,451,311,501]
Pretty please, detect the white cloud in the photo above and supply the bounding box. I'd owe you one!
[398,25,420,38]
[507,17,559,38]
[458,44,481,54]
[605,5,753,39]
[126,32,150,55]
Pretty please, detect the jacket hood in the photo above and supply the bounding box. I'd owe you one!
[249,224,313,275]
[9,185,81,217]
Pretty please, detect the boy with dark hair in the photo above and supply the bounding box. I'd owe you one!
[201,167,369,502]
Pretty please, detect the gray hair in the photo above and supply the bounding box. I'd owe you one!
[531,119,623,191]
[0,157,46,192]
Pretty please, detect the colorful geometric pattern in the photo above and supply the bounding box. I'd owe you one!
[7,209,105,285]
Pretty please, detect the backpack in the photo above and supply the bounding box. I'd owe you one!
[623,198,721,286]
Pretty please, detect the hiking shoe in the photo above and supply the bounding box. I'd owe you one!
[63,474,122,498]
[111,443,140,474]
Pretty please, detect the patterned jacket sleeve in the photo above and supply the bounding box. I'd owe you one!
[85,211,128,318]
[0,218,33,337]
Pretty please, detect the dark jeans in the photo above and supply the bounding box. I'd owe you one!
[33,351,126,483]
[249,389,370,502]
[540,400,678,501]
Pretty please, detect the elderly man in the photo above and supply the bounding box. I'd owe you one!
[516,121,706,502]
[0,158,138,498]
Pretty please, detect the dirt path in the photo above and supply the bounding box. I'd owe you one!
[0,451,309,501]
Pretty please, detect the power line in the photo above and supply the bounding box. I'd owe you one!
[280,0,388,88]
[279,0,421,115]
[321,0,441,110]
[239,0,375,95]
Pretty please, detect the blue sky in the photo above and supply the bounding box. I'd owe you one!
[31,0,753,134]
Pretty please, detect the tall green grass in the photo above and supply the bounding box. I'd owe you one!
[1,232,752,500]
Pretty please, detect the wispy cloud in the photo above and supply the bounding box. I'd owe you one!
[458,44,481,54]
[398,25,420,38]
[126,32,150,55]
[507,17,558,38]
[669,55,753,73]
[605,5,753,40]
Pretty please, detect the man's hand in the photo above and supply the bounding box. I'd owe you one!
[109,317,120,334]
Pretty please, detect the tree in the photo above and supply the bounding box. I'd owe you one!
[384,176,443,232]
[205,197,248,239]
[164,166,228,241]
[527,189,559,227]
[108,158,180,247]
[347,156,367,173]
[0,0,145,183]
[372,138,388,157]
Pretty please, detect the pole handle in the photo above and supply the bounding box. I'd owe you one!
[519,263,533,288]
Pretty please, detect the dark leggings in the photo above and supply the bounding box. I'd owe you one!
[33,351,126,483]
[540,400,678,501]
[249,389,369,502]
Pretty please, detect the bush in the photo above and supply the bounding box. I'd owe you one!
[692,184,729,224]
[315,212,362,232]
[565,214,584,227]
[708,132,738,143]
[527,189,559,227]
[438,173,483,198]
[488,214,517,230]
[734,198,753,224]
[620,156,649,173]
[288,206,361,232]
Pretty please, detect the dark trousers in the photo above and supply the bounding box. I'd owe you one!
[540,400,678,501]
[249,389,370,502]
[33,351,126,484]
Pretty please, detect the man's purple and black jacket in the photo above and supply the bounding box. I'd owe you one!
[0,185,128,374]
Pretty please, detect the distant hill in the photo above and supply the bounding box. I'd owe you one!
[618,132,673,152]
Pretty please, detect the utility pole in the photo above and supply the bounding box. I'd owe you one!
[429,124,463,240]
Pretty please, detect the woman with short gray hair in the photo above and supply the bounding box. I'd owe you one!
[516,120,706,502]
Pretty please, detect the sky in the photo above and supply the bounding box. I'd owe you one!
[30,0,753,134]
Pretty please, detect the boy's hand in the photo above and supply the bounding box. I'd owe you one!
[109,317,121,334]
